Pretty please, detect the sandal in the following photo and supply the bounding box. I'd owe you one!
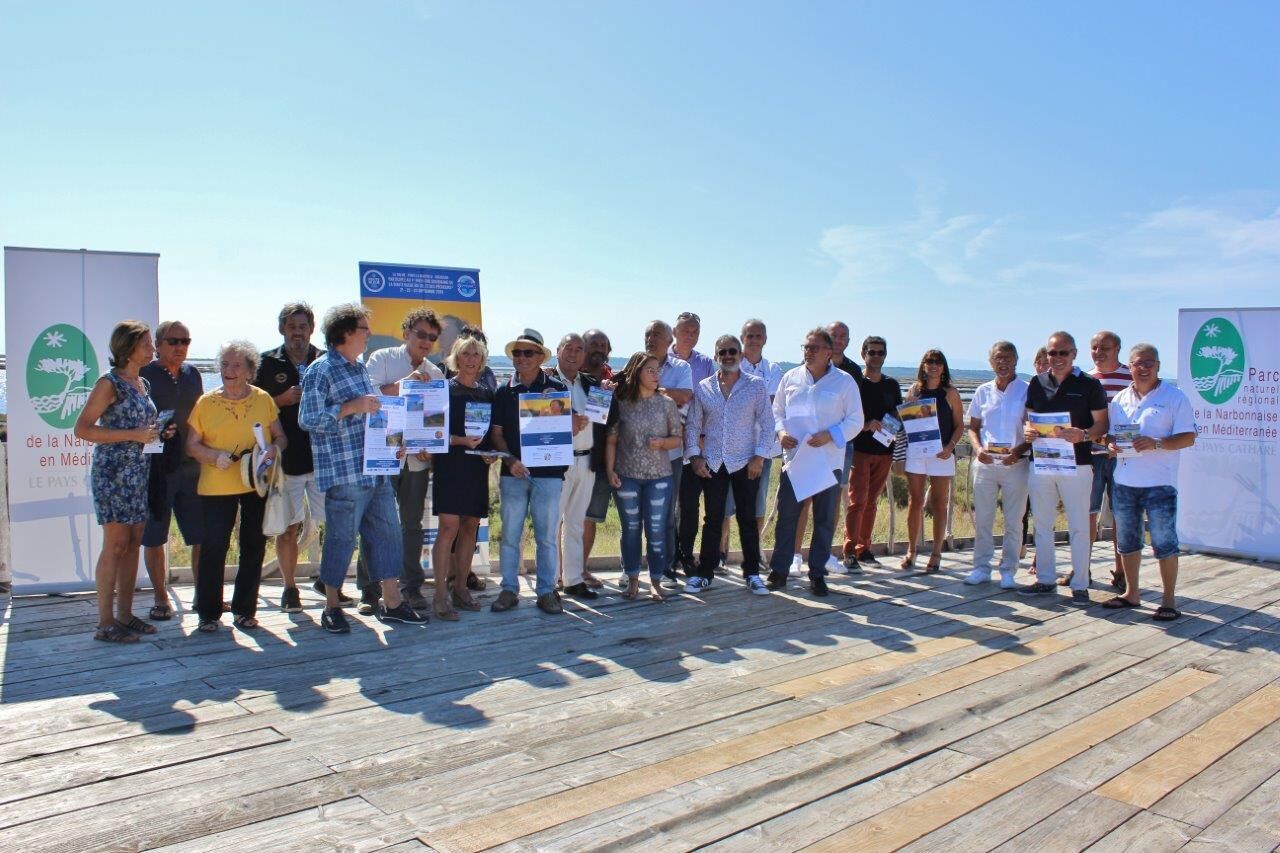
[451,592,482,612]
[1102,596,1140,609]
[466,572,487,591]
[621,577,641,600]
[899,554,916,570]
[94,623,139,643]
[149,603,173,621]
[1152,605,1181,622]
[925,556,942,573]
[118,616,157,635]
[197,619,220,633]
[232,614,260,630]
[581,571,604,589]
[434,604,460,622]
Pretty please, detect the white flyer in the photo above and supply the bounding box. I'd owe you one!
[518,391,574,467]
[401,379,449,454]
[363,396,406,475]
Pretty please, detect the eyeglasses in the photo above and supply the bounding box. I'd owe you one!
[864,349,886,357]
[716,347,739,357]
[641,366,661,375]
[510,348,540,358]
[409,329,439,342]
[1130,359,1157,369]
[162,337,192,346]
[1047,349,1073,357]
[355,324,371,333]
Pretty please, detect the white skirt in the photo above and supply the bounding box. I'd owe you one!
[906,453,956,477]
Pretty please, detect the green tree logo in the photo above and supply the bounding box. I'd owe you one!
[26,324,100,429]
[1190,317,1245,405]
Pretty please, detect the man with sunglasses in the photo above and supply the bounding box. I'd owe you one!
[1022,331,1109,602]
[140,320,204,620]
[362,308,445,612]
[685,334,774,594]
[670,311,716,578]
[768,328,864,597]
[489,329,570,615]
[255,302,330,613]
[842,335,902,570]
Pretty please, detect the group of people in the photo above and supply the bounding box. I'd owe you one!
[77,304,1196,643]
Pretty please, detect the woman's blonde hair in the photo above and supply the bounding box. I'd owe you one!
[445,335,488,373]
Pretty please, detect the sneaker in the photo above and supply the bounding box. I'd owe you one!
[745,575,770,596]
[999,570,1017,590]
[279,586,303,613]
[491,589,520,612]
[357,597,378,616]
[401,588,430,611]
[810,577,830,597]
[684,576,712,593]
[766,572,788,591]
[1017,582,1058,595]
[377,602,429,625]
[964,569,992,586]
[789,554,804,577]
[320,607,350,634]
[842,554,864,574]
[826,555,848,575]
[313,579,355,607]
[716,553,729,575]
[536,592,564,614]
[857,550,882,567]
[564,582,599,600]
[1071,589,1091,606]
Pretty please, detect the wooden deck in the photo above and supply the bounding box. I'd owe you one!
[1,547,1279,851]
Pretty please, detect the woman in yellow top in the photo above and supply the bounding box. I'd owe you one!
[186,340,286,632]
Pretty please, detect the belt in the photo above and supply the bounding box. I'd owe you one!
[574,449,591,457]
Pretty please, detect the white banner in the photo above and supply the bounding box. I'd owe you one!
[4,247,159,593]
[1177,308,1280,561]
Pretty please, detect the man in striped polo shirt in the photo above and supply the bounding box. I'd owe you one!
[1088,330,1132,591]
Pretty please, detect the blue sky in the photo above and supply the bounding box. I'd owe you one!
[3,1,1278,373]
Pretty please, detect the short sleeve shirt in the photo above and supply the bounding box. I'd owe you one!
[492,369,569,478]
[610,394,682,480]
[657,355,693,461]
[967,377,1029,449]
[140,361,204,470]
[1110,382,1197,488]
[853,375,905,455]
[1025,368,1109,465]
[254,344,321,476]
[188,387,279,496]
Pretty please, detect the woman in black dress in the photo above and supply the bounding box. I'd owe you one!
[430,335,496,619]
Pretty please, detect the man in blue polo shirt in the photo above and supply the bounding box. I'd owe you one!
[488,329,570,615]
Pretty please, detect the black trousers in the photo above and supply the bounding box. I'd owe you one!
[697,464,762,579]
[197,492,266,622]
[676,462,707,565]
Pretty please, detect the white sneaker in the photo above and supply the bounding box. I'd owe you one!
[789,554,804,577]
[746,575,770,596]
[825,554,848,575]
[684,576,712,593]
[964,568,992,586]
[999,570,1016,589]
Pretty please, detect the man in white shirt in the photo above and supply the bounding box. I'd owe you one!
[767,328,864,597]
[362,308,445,611]
[644,319,693,581]
[551,333,600,600]
[964,341,1030,588]
[1102,343,1197,621]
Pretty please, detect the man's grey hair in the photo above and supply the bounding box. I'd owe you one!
[646,320,673,338]
[558,332,585,350]
[742,318,767,335]
[1129,342,1159,361]
[156,319,187,340]
[988,340,1018,360]
[1093,330,1121,348]
[826,320,849,335]
[219,339,260,376]
[715,334,741,352]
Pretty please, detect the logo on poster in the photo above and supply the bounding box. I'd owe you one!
[456,275,477,298]
[362,269,386,293]
[27,324,100,429]
[1191,317,1246,405]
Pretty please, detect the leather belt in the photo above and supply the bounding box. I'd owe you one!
[574,449,591,457]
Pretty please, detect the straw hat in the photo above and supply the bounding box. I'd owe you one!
[504,328,552,360]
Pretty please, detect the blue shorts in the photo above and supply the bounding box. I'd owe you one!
[141,462,205,548]
[1091,454,1117,514]
[1112,483,1179,559]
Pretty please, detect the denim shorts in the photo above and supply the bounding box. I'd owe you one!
[1112,483,1179,559]
[1091,454,1117,514]
[584,468,613,523]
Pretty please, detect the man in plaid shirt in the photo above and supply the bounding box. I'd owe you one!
[299,303,429,634]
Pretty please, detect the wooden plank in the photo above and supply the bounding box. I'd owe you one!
[1089,810,1200,851]
[1184,764,1280,851]
[1151,717,1280,829]
[989,791,1137,853]
[803,668,1219,852]
[1096,683,1280,809]
[419,636,1072,851]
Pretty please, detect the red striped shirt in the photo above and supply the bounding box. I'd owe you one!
[1090,365,1132,401]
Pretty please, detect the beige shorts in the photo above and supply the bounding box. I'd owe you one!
[283,472,326,526]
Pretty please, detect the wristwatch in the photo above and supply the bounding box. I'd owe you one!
[1153,438,1163,451]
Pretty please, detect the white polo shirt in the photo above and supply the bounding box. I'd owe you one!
[967,376,1029,450]
[1109,381,1197,488]
[741,354,783,458]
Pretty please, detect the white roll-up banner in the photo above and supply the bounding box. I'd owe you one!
[4,247,160,593]
[1177,307,1280,561]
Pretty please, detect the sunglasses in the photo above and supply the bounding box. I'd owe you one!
[162,337,192,346]
[409,329,439,342]
[1047,349,1073,357]
[510,348,540,358]
[717,347,739,357]
[676,312,700,323]
[864,349,886,357]
[923,358,943,365]
[229,447,255,462]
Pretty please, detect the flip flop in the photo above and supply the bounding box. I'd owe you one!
[232,615,260,630]
[148,603,173,621]
[434,605,460,622]
[1102,596,1140,609]
[1152,605,1181,621]
[451,592,482,612]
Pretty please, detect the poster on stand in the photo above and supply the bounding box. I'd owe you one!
[358,261,482,367]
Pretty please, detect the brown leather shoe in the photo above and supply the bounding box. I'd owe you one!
[536,592,564,614]
[490,589,519,612]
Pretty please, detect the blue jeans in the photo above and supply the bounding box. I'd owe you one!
[770,469,841,580]
[499,475,563,596]
[319,480,403,590]
[1091,454,1117,514]
[665,457,683,572]
[1113,483,1179,559]
[615,475,673,582]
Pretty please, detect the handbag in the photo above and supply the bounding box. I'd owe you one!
[261,457,294,537]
